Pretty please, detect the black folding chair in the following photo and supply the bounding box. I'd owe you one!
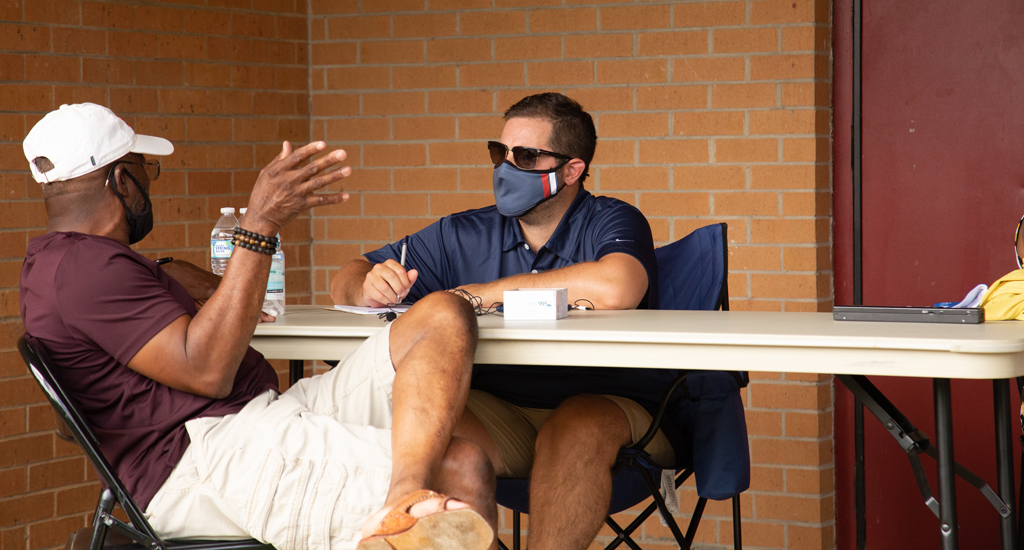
[18,335,275,550]
[497,223,750,550]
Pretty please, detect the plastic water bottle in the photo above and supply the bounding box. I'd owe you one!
[265,236,286,316]
[210,207,238,275]
[240,208,286,316]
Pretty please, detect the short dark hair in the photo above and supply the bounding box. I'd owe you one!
[504,93,597,184]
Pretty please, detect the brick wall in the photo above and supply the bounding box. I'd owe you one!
[307,1,833,549]
[1,1,834,549]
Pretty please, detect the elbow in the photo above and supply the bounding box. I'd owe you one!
[190,372,235,399]
[208,375,235,399]
[592,296,637,310]
[208,383,233,400]
[591,283,646,310]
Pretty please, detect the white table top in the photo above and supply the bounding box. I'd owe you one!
[250,306,1024,379]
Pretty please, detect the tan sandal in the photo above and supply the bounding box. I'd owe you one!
[356,490,493,550]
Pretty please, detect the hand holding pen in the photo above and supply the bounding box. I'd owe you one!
[361,239,418,307]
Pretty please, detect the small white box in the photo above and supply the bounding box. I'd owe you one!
[503,288,569,320]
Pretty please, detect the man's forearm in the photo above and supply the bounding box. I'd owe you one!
[180,220,276,394]
[132,224,276,398]
[331,258,373,306]
[461,253,648,310]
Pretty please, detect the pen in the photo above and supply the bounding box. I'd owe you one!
[398,241,408,303]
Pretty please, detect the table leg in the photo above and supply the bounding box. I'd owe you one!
[855,397,866,550]
[289,359,304,386]
[994,379,1017,550]
[934,378,958,550]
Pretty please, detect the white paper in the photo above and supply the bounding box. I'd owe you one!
[952,284,988,308]
[333,304,411,315]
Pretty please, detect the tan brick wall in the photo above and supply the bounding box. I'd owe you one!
[1,1,834,549]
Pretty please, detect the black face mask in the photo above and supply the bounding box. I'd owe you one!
[107,163,153,245]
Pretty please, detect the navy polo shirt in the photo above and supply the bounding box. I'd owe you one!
[365,188,675,413]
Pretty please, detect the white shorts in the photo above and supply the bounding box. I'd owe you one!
[146,324,395,550]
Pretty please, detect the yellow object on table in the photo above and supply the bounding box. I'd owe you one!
[980,269,1024,320]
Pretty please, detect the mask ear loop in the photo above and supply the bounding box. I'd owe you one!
[107,162,153,217]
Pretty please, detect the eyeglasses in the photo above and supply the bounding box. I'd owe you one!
[121,159,161,181]
[1015,213,1023,268]
[487,141,572,170]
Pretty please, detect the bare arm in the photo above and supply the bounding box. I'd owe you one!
[457,252,649,310]
[129,142,351,398]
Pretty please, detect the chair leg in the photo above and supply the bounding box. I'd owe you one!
[88,489,116,550]
[637,466,689,547]
[732,495,742,550]
[513,510,521,550]
[683,498,706,549]
[603,516,646,550]
[495,510,520,550]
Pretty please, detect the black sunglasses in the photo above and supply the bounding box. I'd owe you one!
[487,141,572,170]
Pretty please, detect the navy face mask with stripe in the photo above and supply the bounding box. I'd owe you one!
[492,160,563,218]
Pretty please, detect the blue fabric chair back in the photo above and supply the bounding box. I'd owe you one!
[655,222,728,311]
[655,223,750,500]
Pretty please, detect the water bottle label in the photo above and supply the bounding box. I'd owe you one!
[267,274,285,293]
[267,258,285,294]
[212,240,234,258]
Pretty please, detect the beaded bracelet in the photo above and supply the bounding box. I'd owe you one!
[232,227,279,256]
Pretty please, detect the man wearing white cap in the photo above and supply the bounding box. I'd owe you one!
[19,103,496,550]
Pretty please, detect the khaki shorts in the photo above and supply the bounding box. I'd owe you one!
[465,389,675,478]
[146,324,396,550]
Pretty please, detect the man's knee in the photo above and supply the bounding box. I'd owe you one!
[535,395,632,457]
[440,436,496,487]
[404,291,478,341]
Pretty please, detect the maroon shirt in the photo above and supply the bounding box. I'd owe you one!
[20,232,279,510]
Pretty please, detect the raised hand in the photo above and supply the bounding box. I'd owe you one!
[244,141,351,235]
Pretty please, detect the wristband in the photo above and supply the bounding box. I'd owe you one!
[232,228,279,256]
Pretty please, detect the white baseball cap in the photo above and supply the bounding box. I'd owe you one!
[23,103,174,184]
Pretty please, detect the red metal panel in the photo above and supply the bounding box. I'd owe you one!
[861,0,1024,305]
[833,1,1024,548]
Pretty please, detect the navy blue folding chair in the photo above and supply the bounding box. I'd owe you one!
[496,223,749,550]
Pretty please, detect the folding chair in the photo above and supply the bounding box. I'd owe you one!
[18,335,275,550]
[496,223,750,550]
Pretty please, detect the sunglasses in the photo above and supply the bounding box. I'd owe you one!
[121,159,161,181]
[487,141,572,170]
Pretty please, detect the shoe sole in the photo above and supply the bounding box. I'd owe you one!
[356,509,493,550]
